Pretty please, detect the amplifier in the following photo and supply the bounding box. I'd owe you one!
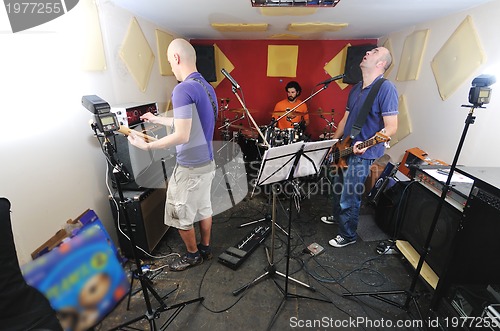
[111,102,158,127]
[414,166,474,211]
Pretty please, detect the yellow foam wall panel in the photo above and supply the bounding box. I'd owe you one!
[211,23,268,32]
[396,29,429,81]
[431,16,486,100]
[287,22,347,33]
[390,94,412,146]
[212,44,235,88]
[323,43,350,90]
[383,38,394,78]
[119,17,155,92]
[267,45,298,77]
[80,0,106,71]
[155,29,174,76]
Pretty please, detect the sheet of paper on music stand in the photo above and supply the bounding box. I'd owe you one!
[294,139,337,178]
[257,143,303,186]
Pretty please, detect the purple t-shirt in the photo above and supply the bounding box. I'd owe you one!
[343,76,398,160]
[171,72,218,166]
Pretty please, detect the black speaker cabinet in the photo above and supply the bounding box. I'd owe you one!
[109,188,169,258]
[343,44,376,85]
[444,176,500,285]
[111,122,175,191]
[399,182,463,278]
[194,45,216,82]
[375,180,410,237]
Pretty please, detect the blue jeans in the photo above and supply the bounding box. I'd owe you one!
[331,155,373,241]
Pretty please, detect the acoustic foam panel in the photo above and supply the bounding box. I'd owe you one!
[431,16,486,100]
[155,29,174,76]
[287,22,348,33]
[211,23,269,32]
[323,43,351,90]
[396,29,429,81]
[80,0,106,71]
[119,17,155,92]
[212,44,235,89]
[390,94,412,146]
[382,38,395,78]
[267,45,298,77]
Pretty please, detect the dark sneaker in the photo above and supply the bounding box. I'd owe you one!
[329,235,356,248]
[197,244,213,260]
[320,215,337,225]
[169,253,203,271]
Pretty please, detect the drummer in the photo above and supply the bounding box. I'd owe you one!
[272,81,309,131]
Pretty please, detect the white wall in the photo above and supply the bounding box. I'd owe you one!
[0,1,177,264]
[2,0,499,264]
[383,0,500,167]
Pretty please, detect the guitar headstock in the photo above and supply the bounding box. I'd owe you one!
[374,131,390,144]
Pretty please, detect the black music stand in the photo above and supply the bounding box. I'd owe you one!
[233,139,337,330]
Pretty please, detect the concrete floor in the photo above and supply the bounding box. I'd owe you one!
[97,168,435,331]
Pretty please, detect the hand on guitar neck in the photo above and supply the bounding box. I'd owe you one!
[327,131,390,169]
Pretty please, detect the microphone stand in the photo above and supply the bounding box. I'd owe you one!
[229,85,270,148]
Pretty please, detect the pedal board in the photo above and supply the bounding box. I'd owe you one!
[218,225,271,270]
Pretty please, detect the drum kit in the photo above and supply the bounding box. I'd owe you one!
[217,99,336,162]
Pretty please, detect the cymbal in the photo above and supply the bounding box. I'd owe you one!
[228,108,245,113]
[309,112,334,116]
[228,124,247,130]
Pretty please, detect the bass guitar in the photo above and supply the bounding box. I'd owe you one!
[117,126,157,143]
[328,131,390,169]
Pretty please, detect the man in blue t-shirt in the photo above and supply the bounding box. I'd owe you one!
[128,38,217,270]
[324,46,398,248]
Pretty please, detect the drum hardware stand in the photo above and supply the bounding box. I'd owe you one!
[232,140,336,330]
[320,113,337,139]
[342,103,485,324]
[94,130,204,331]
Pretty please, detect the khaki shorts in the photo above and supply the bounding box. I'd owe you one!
[164,161,216,230]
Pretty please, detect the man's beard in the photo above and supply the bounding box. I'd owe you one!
[288,96,297,102]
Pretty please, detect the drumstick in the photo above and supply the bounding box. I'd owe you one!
[117,126,158,142]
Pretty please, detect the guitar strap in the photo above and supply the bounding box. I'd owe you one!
[191,77,217,122]
[349,77,386,139]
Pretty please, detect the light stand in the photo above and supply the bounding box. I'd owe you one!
[343,97,491,325]
[82,93,204,330]
[97,133,203,331]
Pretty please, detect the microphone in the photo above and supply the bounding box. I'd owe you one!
[317,74,345,85]
[221,68,240,89]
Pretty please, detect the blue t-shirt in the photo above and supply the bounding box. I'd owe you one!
[343,76,398,160]
[171,72,218,166]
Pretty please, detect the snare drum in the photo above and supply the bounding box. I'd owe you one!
[258,126,277,147]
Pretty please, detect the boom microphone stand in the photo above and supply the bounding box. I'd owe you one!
[342,102,485,323]
[95,129,203,331]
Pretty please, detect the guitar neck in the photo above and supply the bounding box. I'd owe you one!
[342,137,377,156]
[117,126,158,142]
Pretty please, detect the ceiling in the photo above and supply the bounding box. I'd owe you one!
[108,0,493,40]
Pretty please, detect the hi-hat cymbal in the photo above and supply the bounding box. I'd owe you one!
[228,124,247,130]
[228,108,245,113]
[309,112,334,116]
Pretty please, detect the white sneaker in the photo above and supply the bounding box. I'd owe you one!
[320,215,337,225]
[329,235,356,248]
